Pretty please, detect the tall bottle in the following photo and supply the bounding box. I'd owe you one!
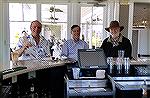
[116,50,124,75]
[107,57,113,74]
[116,57,123,74]
[124,57,130,75]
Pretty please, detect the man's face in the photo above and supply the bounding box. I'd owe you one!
[71,27,80,42]
[30,21,42,37]
[109,27,120,37]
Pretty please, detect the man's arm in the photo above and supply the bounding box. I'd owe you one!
[45,40,51,57]
[84,41,89,49]
[14,47,27,57]
[14,38,32,57]
[61,41,68,57]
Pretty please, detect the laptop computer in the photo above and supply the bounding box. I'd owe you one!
[78,49,107,69]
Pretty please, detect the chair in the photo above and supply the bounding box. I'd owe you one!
[65,49,116,98]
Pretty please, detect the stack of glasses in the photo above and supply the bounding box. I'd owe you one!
[107,50,130,76]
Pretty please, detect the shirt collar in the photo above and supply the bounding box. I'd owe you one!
[30,34,44,42]
[107,33,123,43]
[71,39,81,44]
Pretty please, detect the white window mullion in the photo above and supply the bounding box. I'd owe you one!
[37,4,41,21]
[22,3,24,21]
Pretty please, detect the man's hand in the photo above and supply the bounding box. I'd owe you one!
[14,41,33,57]
[23,41,33,50]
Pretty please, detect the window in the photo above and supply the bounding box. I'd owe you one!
[41,4,67,40]
[9,3,36,49]
[81,6,104,48]
[9,3,67,62]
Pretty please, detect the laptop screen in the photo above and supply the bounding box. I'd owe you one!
[78,49,107,69]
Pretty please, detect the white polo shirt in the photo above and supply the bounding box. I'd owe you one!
[16,35,50,60]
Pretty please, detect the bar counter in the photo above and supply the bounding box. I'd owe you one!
[2,58,76,98]
[3,58,150,80]
[3,58,75,80]
[2,58,150,98]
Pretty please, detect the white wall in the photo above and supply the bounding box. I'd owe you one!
[138,29,149,55]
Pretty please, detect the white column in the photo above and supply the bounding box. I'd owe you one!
[128,3,134,43]
[107,1,115,25]
[67,3,81,40]
[67,3,72,40]
[71,3,81,26]
[102,5,107,40]
[0,0,10,70]
[103,1,115,39]
[37,3,41,21]
[114,1,120,21]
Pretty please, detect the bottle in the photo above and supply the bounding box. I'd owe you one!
[142,79,147,98]
[107,57,113,74]
[116,57,123,74]
[124,57,130,75]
